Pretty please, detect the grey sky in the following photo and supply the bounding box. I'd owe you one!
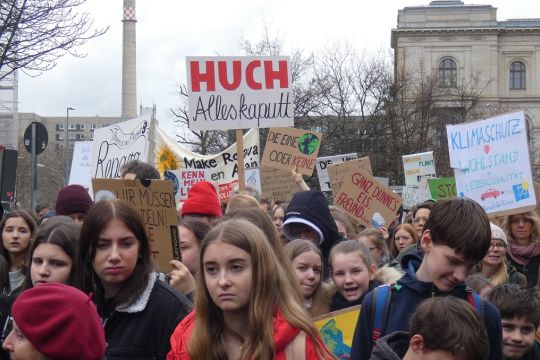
[17,0,540,134]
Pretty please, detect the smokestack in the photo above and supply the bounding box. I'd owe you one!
[121,0,137,119]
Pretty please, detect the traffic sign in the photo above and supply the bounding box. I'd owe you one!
[23,122,48,155]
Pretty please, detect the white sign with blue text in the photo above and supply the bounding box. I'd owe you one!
[447,111,536,215]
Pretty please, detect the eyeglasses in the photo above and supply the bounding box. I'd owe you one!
[412,217,428,225]
[489,242,507,250]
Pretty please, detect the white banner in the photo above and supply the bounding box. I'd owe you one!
[69,141,93,196]
[154,126,259,201]
[447,111,536,215]
[91,113,152,179]
[402,151,436,186]
[164,169,210,204]
[186,56,294,131]
[316,153,358,191]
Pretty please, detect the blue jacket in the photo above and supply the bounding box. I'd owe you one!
[350,250,503,360]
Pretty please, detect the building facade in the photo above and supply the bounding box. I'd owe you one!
[391,0,540,177]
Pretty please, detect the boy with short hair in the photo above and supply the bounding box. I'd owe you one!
[488,284,540,360]
[351,198,503,360]
[370,296,490,360]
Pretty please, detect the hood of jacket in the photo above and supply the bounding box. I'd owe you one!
[370,331,409,360]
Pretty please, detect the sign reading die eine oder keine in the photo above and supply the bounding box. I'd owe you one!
[261,127,323,176]
[334,167,403,229]
[186,56,294,131]
[92,178,179,273]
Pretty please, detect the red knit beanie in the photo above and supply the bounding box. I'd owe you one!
[55,184,93,216]
[181,181,222,217]
[12,283,106,360]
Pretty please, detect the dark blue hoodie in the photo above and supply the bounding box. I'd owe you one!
[350,250,503,360]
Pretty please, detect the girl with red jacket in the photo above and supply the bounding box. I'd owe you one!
[167,219,335,360]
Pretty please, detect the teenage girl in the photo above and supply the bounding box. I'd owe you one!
[167,219,334,360]
[358,228,392,268]
[76,199,192,359]
[390,223,418,258]
[329,240,379,311]
[284,239,329,317]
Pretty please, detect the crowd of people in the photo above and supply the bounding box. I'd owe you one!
[0,159,539,359]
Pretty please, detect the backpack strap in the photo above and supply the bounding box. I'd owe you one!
[467,290,485,321]
[370,285,394,346]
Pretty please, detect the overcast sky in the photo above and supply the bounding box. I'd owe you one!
[17,0,540,134]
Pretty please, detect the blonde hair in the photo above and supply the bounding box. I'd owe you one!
[189,220,333,360]
[503,211,540,244]
[284,239,329,317]
[225,194,259,214]
[390,223,418,258]
[329,239,374,271]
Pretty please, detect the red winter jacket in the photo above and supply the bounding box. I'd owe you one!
[167,310,330,359]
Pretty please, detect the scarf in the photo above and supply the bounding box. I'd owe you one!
[508,243,540,266]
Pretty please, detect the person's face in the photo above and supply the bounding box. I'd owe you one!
[30,244,72,286]
[203,241,252,314]
[3,321,45,359]
[335,220,347,239]
[510,214,533,244]
[68,213,86,226]
[419,232,474,292]
[92,219,140,294]
[36,207,49,220]
[482,239,506,267]
[501,317,537,360]
[332,253,374,302]
[413,208,430,237]
[273,208,285,238]
[288,223,320,244]
[395,229,414,253]
[358,236,383,262]
[291,250,322,298]
[179,226,200,275]
[2,217,31,256]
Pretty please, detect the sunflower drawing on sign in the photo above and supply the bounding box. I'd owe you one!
[155,143,180,174]
[298,133,320,155]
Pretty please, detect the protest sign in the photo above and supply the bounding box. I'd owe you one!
[154,126,259,201]
[260,166,297,202]
[428,177,457,201]
[314,305,361,359]
[244,167,261,195]
[261,127,322,176]
[316,153,358,192]
[164,169,210,204]
[447,111,536,216]
[402,151,436,187]
[401,185,432,210]
[334,168,402,228]
[69,141,93,195]
[92,178,179,272]
[186,56,294,131]
[91,113,152,179]
[328,157,372,199]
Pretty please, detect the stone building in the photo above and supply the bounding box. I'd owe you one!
[391,0,540,177]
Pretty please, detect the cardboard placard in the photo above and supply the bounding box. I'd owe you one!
[92,178,179,273]
[402,151,436,187]
[428,177,457,201]
[447,111,537,216]
[328,157,373,200]
[316,153,358,192]
[261,127,322,176]
[260,166,297,202]
[314,305,361,359]
[186,56,294,131]
[334,168,402,228]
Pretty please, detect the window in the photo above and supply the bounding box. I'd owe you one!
[55,134,64,141]
[510,61,526,90]
[76,133,85,140]
[90,124,97,131]
[438,58,457,88]
[55,124,64,131]
[68,123,77,131]
[79,124,85,131]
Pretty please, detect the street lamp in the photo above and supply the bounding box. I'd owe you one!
[65,107,75,184]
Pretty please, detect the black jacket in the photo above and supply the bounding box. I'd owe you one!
[507,252,540,287]
[369,331,409,360]
[102,273,192,359]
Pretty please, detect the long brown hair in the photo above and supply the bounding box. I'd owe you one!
[503,210,540,244]
[390,223,418,258]
[189,219,334,360]
[0,210,36,279]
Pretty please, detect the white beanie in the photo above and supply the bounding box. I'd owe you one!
[490,222,508,246]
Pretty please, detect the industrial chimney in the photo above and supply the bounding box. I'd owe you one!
[121,0,137,119]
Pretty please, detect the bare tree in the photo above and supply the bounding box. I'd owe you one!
[0,0,108,80]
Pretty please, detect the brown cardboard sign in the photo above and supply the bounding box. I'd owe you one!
[261,127,322,176]
[328,157,372,199]
[260,166,297,202]
[334,168,402,228]
[92,178,180,273]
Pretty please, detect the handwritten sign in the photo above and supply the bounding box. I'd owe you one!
[186,56,294,131]
[328,157,373,200]
[314,305,361,359]
[260,166,297,202]
[69,141,93,195]
[316,153,358,192]
[428,177,457,201]
[154,126,259,201]
[447,111,536,216]
[91,113,151,179]
[261,127,322,176]
[402,151,436,187]
[92,178,179,272]
[401,185,432,210]
[164,169,210,204]
[334,168,403,228]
